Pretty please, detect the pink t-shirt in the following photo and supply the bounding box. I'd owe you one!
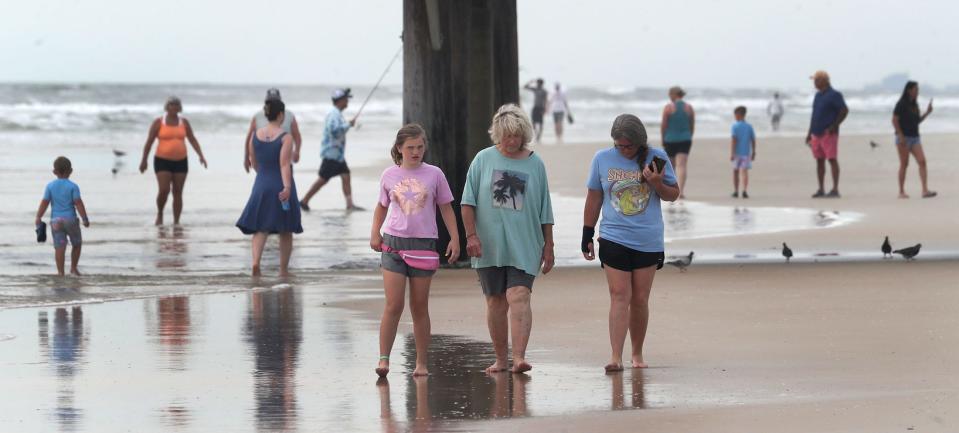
[379,163,454,239]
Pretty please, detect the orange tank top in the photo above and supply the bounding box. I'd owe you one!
[156,115,187,160]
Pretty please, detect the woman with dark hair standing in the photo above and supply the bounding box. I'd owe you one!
[660,86,694,199]
[236,99,303,277]
[892,81,936,198]
[582,114,679,372]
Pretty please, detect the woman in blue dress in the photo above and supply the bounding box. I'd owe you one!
[237,99,303,277]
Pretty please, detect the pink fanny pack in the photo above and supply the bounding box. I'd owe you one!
[381,244,441,271]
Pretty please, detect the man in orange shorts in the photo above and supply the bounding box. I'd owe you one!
[805,70,848,198]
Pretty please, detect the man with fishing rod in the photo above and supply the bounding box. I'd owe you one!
[299,88,364,211]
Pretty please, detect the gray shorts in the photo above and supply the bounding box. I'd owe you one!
[476,266,535,296]
[381,233,437,278]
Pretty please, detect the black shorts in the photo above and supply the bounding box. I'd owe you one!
[154,156,188,174]
[476,266,535,296]
[531,107,545,124]
[663,140,693,158]
[318,158,350,180]
[598,238,664,271]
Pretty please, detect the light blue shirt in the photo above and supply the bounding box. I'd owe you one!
[462,147,554,276]
[321,106,350,161]
[586,147,676,252]
[42,178,81,220]
[254,110,296,135]
[731,120,755,156]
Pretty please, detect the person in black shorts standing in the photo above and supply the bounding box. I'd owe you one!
[300,88,364,211]
[524,78,548,144]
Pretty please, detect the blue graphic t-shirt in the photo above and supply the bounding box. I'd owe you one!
[462,147,554,276]
[810,87,847,135]
[731,120,755,156]
[586,147,676,252]
[42,178,81,220]
[321,106,350,161]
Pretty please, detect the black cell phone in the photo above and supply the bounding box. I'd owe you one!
[649,156,666,173]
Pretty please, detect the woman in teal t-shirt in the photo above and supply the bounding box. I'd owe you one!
[462,103,555,375]
[660,86,695,199]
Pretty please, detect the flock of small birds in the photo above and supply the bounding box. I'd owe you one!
[666,236,922,272]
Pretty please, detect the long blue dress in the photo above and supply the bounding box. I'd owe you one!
[236,132,303,234]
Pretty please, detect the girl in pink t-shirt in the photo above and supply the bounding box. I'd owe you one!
[370,124,460,377]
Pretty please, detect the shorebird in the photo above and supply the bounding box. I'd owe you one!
[112,149,126,157]
[893,243,921,261]
[666,251,694,272]
[869,140,880,149]
[782,243,793,262]
[881,236,892,258]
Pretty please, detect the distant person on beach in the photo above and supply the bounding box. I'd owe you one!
[370,124,460,378]
[660,86,695,199]
[35,156,90,276]
[767,92,785,131]
[892,81,936,199]
[523,79,548,143]
[236,99,303,277]
[138,96,209,225]
[244,88,302,173]
[582,114,679,372]
[300,88,363,211]
[730,106,757,198]
[547,83,573,143]
[806,71,848,198]
[462,103,554,374]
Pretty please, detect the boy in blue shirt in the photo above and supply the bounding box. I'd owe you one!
[730,106,757,198]
[35,157,90,276]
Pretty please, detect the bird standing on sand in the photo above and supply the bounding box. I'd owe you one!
[869,140,879,149]
[882,236,892,258]
[782,242,793,262]
[893,243,921,261]
[666,251,694,272]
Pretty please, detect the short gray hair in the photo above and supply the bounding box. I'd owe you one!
[488,103,533,146]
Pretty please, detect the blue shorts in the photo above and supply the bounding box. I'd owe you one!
[896,135,921,149]
[51,217,82,248]
[732,155,752,170]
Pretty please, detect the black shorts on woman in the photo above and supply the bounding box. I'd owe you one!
[154,156,188,173]
[598,238,664,271]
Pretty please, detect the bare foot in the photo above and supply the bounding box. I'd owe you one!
[279,271,293,278]
[375,357,389,377]
[604,362,624,373]
[631,356,648,369]
[155,215,163,226]
[923,191,938,199]
[898,193,910,199]
[512,361,532,374]
[70,268,81,276]
[252,265,261,277]
[412,364,429,377]
[485,361,508,374]
[347,205,366,212]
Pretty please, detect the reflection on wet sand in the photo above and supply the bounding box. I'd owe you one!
[38,307,87,432]
[145,296,194,428]
[244,288,302,432]
[610,369,646,410]
[156,225,188,269]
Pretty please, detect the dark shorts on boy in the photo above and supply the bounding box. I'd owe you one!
[598,238,664,271]
[663,140,693,158]
[154,156,188,174]
[476,266,535,296]
[553,112,565,123]
[531,107,545,124]
[381,233,437,278]
[319,158,350,180]
[50,217,82,249]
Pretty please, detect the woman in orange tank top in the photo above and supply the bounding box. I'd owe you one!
[139,96,208,225]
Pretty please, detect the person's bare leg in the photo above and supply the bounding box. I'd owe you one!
[300,176,329,208]
[896,142,910,198]
[742,169,749,193]
[278,232,293,277]
[408,276,432,376]
[54,246,66,276]
[251,232,268,277]
[377,270,406,377]
[675,153,689,198]
[828,158,840,193]
[69,245,82,276]
[912,144,933,195]
[555,118,564,143]
[485,294,509,373]
[155,171,173,225]
[534,122,543,143]
[341,173,360,210]
[732,170,740,194]
[506,286,533,373]
[605,266,632,372]
[815,158,826,192]
[629,266,656,368]
[171,172,187,225]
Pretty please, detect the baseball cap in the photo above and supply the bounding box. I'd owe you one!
[809,70,830,81]
[265,88,282,101]
[331,88,353,101]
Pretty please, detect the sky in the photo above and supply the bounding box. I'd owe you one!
[2,0,957,89]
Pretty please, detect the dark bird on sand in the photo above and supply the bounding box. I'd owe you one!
[782,243,793,262]
[893,244,921,261]
[881,236,892,258]
[112,149,126,157]
[666,251,694,272]
[869,140,880,149]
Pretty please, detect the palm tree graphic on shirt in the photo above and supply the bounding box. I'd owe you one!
[492,170,527,210]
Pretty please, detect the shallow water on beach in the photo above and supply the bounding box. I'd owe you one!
[0,287,794,433]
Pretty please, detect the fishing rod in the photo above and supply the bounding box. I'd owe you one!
[352,45,402,124]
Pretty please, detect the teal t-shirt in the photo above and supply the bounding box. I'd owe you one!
[462,146,554,276]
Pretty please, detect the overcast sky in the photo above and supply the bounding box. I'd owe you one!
[2,0,956,89]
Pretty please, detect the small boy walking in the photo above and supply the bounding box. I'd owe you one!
[35,156,90,276]
[730,106,757,198]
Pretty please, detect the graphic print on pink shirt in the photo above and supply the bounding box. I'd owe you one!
[391,177,428,215]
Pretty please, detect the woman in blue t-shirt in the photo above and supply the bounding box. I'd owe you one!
[582,114,680,372]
